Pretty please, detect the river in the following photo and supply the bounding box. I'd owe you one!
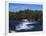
[9,19,42,33]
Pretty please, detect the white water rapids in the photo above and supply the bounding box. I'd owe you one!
[16,19,38,30]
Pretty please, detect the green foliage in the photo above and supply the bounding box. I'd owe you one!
[9,9,42,21]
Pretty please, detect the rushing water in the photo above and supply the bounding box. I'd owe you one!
[9,19,42,33]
